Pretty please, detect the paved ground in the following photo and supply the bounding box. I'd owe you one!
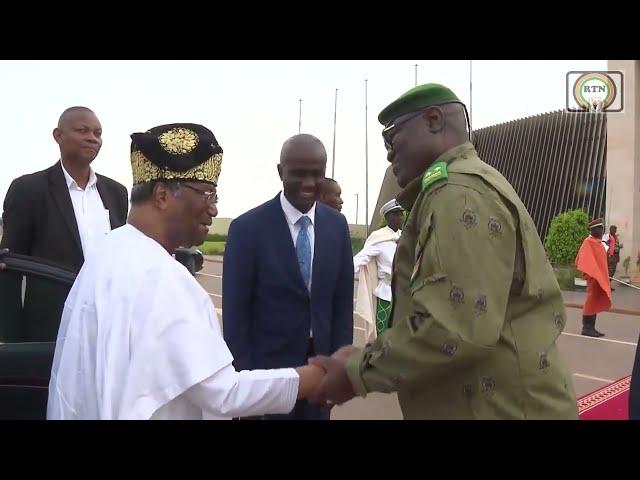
[197,256,640,419]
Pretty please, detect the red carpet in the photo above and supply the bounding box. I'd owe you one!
[577,376,630,420]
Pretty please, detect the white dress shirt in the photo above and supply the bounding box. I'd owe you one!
[60,161,111,258]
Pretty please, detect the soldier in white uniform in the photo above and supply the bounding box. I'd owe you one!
[353,199,403,340]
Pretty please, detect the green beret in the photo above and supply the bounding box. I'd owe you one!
[378,83,461,126]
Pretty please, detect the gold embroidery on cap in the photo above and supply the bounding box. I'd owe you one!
[131,150,222,185]
[158,128,199,154]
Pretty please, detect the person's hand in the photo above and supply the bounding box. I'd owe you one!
[295,364,326,399]
[308,346,360,406]
[332,345,360,363]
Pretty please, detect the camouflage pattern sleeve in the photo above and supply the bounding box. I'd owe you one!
[346,181,518,395]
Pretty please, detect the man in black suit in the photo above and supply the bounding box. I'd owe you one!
[0,106,129,342]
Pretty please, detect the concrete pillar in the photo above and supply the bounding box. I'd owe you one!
[607,60,640,276]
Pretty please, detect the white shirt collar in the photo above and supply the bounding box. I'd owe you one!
[279,191,316,227]
[60,160,97,190]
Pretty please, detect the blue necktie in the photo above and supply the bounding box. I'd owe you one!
[296,216,312,289]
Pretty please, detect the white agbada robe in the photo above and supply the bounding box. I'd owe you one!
[352,226,401,343]
[47,224,299,420]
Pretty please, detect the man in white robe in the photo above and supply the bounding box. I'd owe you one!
[353,199,403,343]
[47,123,324,420]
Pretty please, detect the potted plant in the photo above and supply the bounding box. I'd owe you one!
[631,252,640,284]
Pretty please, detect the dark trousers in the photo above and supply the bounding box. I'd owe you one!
[244,338,330,421]
[607,255,619,278]
[582,314,598,329]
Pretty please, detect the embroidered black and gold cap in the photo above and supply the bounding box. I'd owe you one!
[130,123,223,186]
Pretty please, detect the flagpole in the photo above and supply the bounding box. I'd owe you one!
[332,88,338,178]
[298,99,302,134]
[415,64,418,86]
[365,78,369,238]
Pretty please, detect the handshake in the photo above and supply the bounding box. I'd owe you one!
[295,345,361,408]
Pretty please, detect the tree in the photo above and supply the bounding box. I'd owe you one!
[544,209,589,264]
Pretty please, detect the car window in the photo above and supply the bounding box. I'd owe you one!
[0,259,69,419]
[0,258,74,344]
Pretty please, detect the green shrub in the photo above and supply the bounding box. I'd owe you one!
[544,209,589,264]
[351,237,365,254]
[198,241,225,255]
[553,266,579,291]
[204,233,227,242]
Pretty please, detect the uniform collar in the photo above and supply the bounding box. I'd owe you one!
[396,142,477,211]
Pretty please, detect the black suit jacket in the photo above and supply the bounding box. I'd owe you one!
[0,161,128,341]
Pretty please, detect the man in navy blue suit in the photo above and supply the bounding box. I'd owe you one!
[223,134,354,420]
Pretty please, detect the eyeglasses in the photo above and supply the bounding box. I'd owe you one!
[381,101,472,151]
[179,183,218,204]
[381,109,425,151]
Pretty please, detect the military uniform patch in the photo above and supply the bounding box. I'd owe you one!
[481,377,495,392]
[538,352,550,370]
[449,284,465,307]
[488,217,502,237]
[442,341,458,356]
[554,311,564,329]
[461,209,477,229]
[474,294,487,315]
[421,161,448,193]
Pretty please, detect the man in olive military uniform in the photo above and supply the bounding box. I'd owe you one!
[309,83,579,419]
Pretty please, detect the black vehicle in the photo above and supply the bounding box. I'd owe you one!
[0,247,202,419]
[0,250,70,419]
[174,247,203,276]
